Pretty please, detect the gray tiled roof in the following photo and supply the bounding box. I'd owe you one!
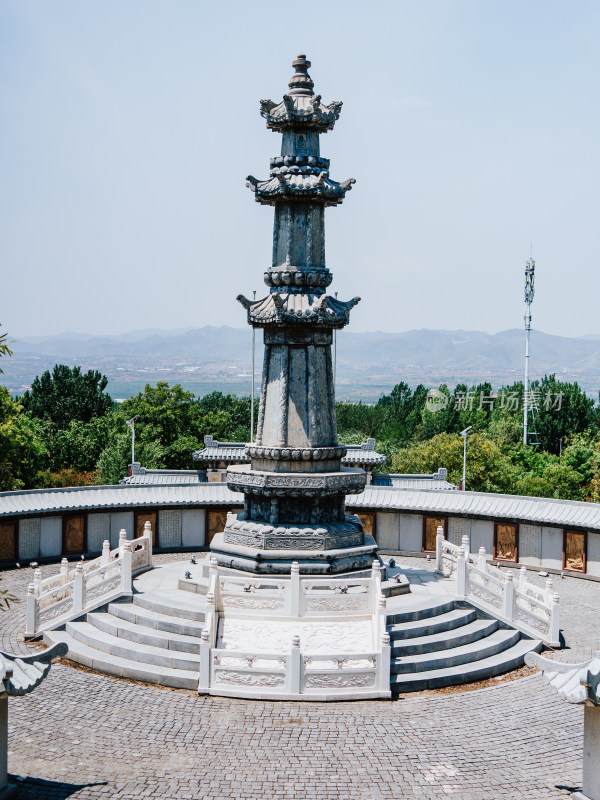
[0,483,241,517]
[120,470,207,486]
[2,483,600,532]
[348,487,600,531]
[193,436,249,464]
[372,477,456,490]
[193,436,387,466]
[372,469,457,490]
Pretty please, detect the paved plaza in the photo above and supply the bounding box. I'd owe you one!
[1,554,599,799]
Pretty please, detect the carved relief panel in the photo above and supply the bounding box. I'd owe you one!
[19,519,40,560]
[158,510,182,548]
[135,511,158,547]
[356,513,376,542]
[494,523,517,562]
[448,517,470,547]
[207,508,230,546]
[564,530,586,573]
[423,516,447,552]
[63,515,86,554]
[0,521,17,561]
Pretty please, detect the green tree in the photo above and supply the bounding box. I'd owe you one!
[531,375,596,454]
[0,388,47,490]
[46,416,113,472]
[0,324,13,372]
[118,384,234,470]
[97,432,166,485]
[22,365,113,428]
[390,432,514,493]
[197,392,251,440]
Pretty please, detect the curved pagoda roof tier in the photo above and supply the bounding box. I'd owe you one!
[236,291,360,327]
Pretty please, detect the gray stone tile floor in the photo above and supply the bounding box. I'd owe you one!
[1,552,598,799]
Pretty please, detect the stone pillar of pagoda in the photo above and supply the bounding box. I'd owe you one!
[210,55,377,574]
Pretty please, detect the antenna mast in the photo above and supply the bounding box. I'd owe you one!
[523,256,535,445]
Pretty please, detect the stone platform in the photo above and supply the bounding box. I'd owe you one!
[42,555,540,696]
[5,552,594,798]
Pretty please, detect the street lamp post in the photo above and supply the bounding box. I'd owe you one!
[250,290,256,443]
[125,416,138,467]
[461,426,472,491]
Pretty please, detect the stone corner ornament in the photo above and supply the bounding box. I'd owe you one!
[526,651,600,800]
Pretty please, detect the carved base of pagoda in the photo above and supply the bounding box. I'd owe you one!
[209,532,378,575]
[223,515,365,551]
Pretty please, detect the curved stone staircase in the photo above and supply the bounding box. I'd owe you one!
[45,591,208,690]
[388,599,542,693]
[43,562,543,694]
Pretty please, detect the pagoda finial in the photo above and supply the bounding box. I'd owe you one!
[288,53,314,97]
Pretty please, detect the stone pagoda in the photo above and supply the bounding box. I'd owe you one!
[210,54,377,575]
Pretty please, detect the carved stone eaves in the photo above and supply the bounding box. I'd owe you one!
[247,171,355,207]
[236,292,360,328]
[259,93,343,132]
[525,652,600,705]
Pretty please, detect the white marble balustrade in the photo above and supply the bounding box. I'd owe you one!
[25,524,153,638]
[198,558,391,700]
[435,528,560,646]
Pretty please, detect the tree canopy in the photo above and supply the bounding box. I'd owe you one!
[1,363,598,500]
[22,365,113,428]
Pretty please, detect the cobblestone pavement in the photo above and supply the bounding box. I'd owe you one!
[2,553,598,800]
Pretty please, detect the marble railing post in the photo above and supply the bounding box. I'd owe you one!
[288,635,302,696]
[143,521,154,565]
[456,547,467,597]
[25,583,37,638]
[33,569,42,595]
[289,562,300,616]
[435,528,444,573]
[503,571,515,621]
[519,565,527,592]
[379,631,391,693]
[60,558,69,582]
[208,557,220,611]
[73,563,86,613]
[101,540,110,566]
[461,535,470,560]
[477,547,487,571]
[120,542,133,594]
[371,559,382,609]
[550,593,560,646]
[118,529,127,558]
[205,592,217,646]
[198,629,211,693]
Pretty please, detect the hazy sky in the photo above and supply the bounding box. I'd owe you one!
[1,1,599,339]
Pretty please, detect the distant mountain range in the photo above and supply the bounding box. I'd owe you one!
[2,326,600,402]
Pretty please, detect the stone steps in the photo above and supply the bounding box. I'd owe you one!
[391,628,520,674]
[131,592,206,622]
[391,618,498,657]
[387,600,456,625]
[387,607,477,640]
[386,599,542,693]
[390,637,542,693]
[43,630,199,690]
[87,611,201,653]
[65,620,201,671]
[108,601,206,637]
